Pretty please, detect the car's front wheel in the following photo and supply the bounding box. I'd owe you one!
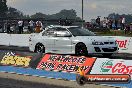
[35,43,45,53]
[75,43,88,56]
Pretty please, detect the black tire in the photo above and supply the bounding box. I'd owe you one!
[75,43,88,56]
[35,43,45,53]
[102,53,113,57]
[76,75,86,85]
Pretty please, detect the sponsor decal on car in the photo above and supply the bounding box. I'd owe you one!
[116,40,128,49]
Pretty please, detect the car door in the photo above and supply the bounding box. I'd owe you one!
[53,27,72,54]
[41,28,56,53]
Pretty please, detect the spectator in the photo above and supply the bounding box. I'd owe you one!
[85,22,91,28]
[58,18,63,25]
[125,24,130,34]
[96,16,100,27]
[35,20,43,33]
[114,19,118,30]
[129,23,132,34]
[18,20,23,34]
[103,17,107,28]
[29,20,34,33]
[108,19,113,29]
[106,17,109,28]
[0,24,2,32]
[7,23,11,33]
[121,17,125,30]
[64,18,72,26]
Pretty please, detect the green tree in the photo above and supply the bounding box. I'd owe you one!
[52,9,78,19]
[30,12,46,19]
[7,7,24,18]
[0,0,8,17]
[30,9,81,21]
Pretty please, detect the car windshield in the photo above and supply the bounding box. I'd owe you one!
[68,27,96,36]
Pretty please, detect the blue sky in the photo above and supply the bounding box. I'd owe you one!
[7,0,132,21]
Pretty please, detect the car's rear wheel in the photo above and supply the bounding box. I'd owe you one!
[75,43,88,56]
[102,53,113,57]
[35,43,45,53]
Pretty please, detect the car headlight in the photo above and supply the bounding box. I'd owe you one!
[92,41,104,45]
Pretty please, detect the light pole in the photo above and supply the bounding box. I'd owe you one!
[82,0,84,28]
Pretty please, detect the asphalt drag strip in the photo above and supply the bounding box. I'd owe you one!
[0,72,117,88]
[0,45,132,59]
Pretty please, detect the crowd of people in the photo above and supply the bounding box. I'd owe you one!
[17,20,43,34]
[1,17,132,34]
[2,18,73,34]
[2,20,43,34]
[85,16,132,34]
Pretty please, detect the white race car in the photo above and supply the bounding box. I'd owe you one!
[29,25,118,57]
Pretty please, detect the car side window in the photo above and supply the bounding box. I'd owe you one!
[55,27,71,37]
[42,28,56,36]
[56,27,67,31]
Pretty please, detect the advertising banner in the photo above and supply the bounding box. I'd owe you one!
[37,54,96,73]
[0,51,42,68]
[90,58,132,78]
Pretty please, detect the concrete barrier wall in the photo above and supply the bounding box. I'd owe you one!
[0,33,10,46]
[10,34,30,47]
[0,33,30,47]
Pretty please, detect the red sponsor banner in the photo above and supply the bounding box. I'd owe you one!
[84,74,130,83]
[37,54,96,73]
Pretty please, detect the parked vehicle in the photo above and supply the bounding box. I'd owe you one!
[29,25,118,57]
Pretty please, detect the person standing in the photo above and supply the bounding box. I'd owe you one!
[58,18,63,25]
[103,17,106,28]
[106,17,109,28]
[129,23,132,34]
[18,20,23,34]
[121,17,125,30]
[114,19,118,30]
[0,24,2,32]
[7,23,11,33]
[35,20,42,33]
[29,20,34,33]
[96,16,100,27]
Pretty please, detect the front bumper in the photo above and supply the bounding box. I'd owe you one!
[87,45,118,54]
